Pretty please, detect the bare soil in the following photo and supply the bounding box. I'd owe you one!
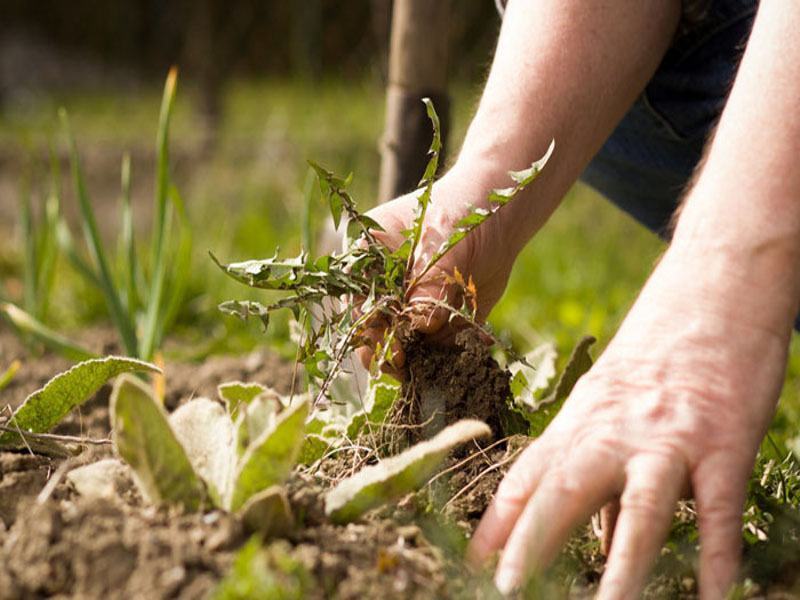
[0,328,517,599]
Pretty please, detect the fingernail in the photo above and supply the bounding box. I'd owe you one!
[494,568,519,596]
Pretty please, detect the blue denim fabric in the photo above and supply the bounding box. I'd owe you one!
[581,0,758,238]
[580,0,800,327]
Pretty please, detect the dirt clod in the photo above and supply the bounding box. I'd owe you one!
[404,328,511,436]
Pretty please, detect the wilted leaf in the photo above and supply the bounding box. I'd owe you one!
[229,397,309,511]
[325,419,491,524]
[509,343,558,410]
[111,374,207,510]
[0,356,159,449]
[238,486,294,538]
[169,397,237,507]
[218,381,268,419]
[527,336,595,437]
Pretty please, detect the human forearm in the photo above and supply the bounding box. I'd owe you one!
[669,1,800,336]
[450,0,681,254]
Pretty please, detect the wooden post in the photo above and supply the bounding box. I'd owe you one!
[378,0,451,202]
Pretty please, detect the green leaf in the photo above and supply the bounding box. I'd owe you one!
[141,68,179,361]
[299,433,330,466]
[211,537,311,600]
[414,141,554,283]
[0,355,159,449]
[508,343,558,410]
[218,300,271,330]
[325,419,492,524]
[346,374,400,439]
[527,336,595,437]
[169,397,237,508]
[229,397,309,511]
[60,108,139,357]
[237,486,294,538]
[110,374,207,510]
[218,381,268,420]
[1,302,96,363]
[0,359,20,392]
[242,391,284,448]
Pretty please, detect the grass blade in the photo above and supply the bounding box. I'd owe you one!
[36,142,62,320]
[0,360,21,392]
[159,183,192,344]
[119,152,139,321]
[1,302,96,362]
[20,172,36,315]
[141,67,178,361]
[59,108,139,357]
[56,221,102,290]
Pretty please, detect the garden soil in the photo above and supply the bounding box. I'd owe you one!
[0,329,522,599]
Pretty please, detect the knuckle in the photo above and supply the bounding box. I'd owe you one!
[620,484,663,517]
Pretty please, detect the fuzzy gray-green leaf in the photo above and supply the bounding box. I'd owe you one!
[169,397,237,508]
[0,356,159,448]
[325,419,491,524]
[218,381,268,419]
[527,336,595,437]
[111,374,207,510]
[229,397,309,511]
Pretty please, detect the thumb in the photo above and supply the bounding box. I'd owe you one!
[407,264,459,336]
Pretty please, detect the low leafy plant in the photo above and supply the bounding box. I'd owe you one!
[106,375,307,531]
[1,68,191,362]
[101,372,494,534]
[0,356,160,456]
[214,99,554,404]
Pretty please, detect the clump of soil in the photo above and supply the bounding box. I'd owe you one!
[0,498,241,599]
[402,328,511,437]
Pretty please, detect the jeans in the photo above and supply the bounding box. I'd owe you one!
[578,1,800,328]
[581,0,758,238]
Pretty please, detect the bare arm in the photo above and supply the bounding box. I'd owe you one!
[468,2,800,597]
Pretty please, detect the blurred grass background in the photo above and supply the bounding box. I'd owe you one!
[0,0,800,450]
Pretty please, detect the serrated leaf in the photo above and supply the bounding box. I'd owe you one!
[238,486,294,538]
[229,397,309,511]
[169,397,237,508]
[218,300,270,329]
[110,374,207,510]
[527,336,595,437]
[508,343,558,410]
[0,356,160,449]
[218,381,268,420]
[414,141,554,283]
[325,419,491,524]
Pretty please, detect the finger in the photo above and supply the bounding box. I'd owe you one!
[597,452,687,600]
[599,499,620,556]
[466,439,545,567]
[693,453,749,599]
[494,449,624,594]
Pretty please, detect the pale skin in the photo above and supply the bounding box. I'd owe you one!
[360,0,800,597]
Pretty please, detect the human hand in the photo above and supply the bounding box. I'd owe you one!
[355,166,521,371]
[467,247,793,598]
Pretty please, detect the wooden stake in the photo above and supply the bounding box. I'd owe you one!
[378,0,451,203]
